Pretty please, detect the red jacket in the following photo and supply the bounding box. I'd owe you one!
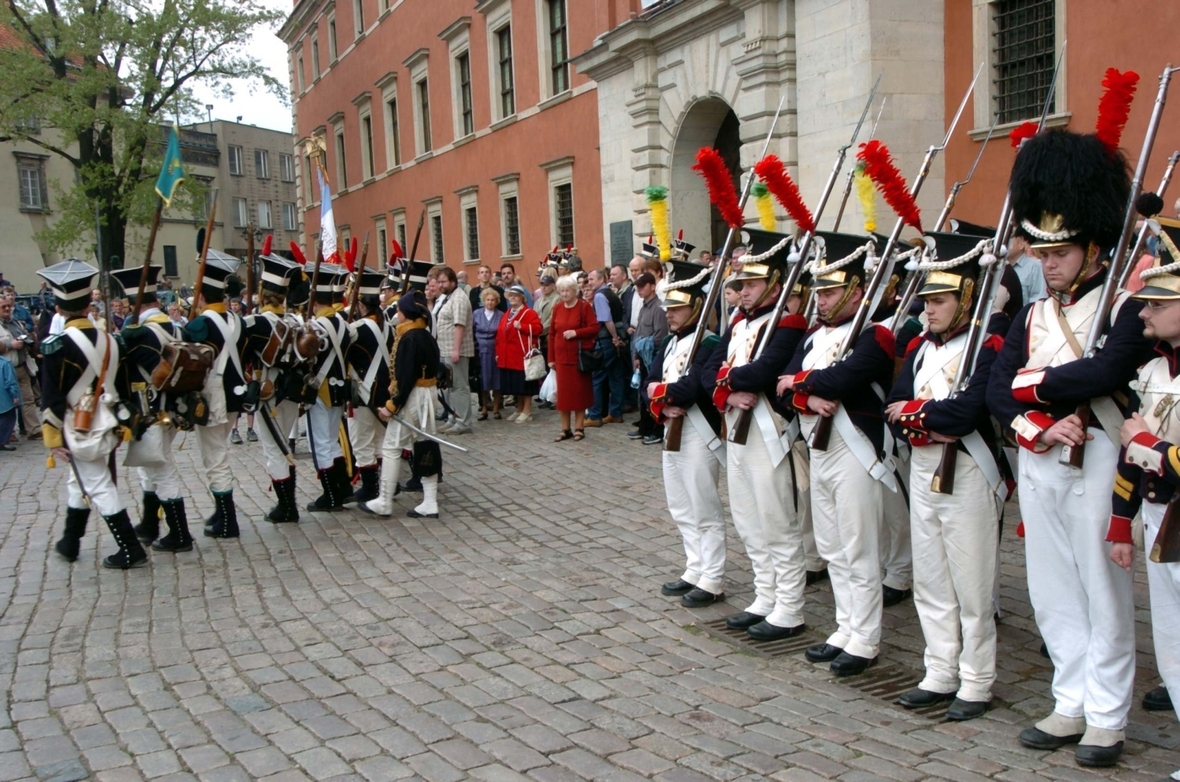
[496,306,543,370]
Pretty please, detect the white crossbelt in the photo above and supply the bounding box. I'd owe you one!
[351,319,390,404]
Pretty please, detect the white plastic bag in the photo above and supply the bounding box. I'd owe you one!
[540,369,557,404]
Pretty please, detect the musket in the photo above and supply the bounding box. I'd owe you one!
[245,223,256,316]
[831,87,886,232]
[890,115,999,336]
[1118,150,1180,289]
[401,210,427,293]
[663,96,787,452]
[392,414,468,452]
[728,80,883,446]
[349,232,372,319]
[1061,63,1179,470]
[188,193,220,321]
[931,44,1066,492]
[809,63,982,452]
[128,200,165,327]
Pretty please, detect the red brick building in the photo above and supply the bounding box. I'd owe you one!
[279,0,616,280]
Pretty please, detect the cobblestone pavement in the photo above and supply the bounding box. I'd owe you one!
[1,408,1177,782]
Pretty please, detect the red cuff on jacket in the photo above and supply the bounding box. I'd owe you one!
[897,400,931,446]
[790,371,813,412]
[1106,515,1134,544]
[1012,410,1055,452]
[1011,368,1047,404]
[650,382,669,422]
[713,366,732,411]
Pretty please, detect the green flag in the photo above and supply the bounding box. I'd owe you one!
[155,123,185,207]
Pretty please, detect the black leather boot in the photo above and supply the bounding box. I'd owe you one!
[267,475,300,523]
[204,491,240,538]
[331,457,354,505]
[55,506,90,563]
[351,463,380,504]
[102,510,149,569]
[307,467,339,511]
[133,491,161,543]
[153,499,194,552]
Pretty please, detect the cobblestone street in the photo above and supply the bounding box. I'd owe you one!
[0,410,1177,782]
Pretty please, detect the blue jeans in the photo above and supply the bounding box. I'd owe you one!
[588,338,626,420]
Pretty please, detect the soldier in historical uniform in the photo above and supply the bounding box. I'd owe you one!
[241,251,307,523]
[646,261,726,607]
[780,232,899,676]
[705,230,810,641]
[1108,221,1180,782]
[986,128,1150,766]
[304,264,354,511]
[885,231,1010,720]
[111,266,194,553]
[185,250,248,539]
[40,260,147,569]
[360,288,443,519]
[345,269,391,504]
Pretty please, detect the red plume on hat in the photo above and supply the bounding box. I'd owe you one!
[692,147,744,229]
[344,236,358,272]
[289,242,308,266]
[391,239,404,259]
[1009,121,1038,149]
[856,140,922,232]
[753,155,816,234]
[1094,67,1140,155]
[261,235,273,256]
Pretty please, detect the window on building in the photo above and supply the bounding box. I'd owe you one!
[328,18,338,61]
[254,149,269,179]
[280,153,295,182]
[232,197,248,228]
[283,203,298,231]
[361,114,375,179]
[503,195,520,256]
[163,245,178,278]
[497,26,514,118]
[258,201,272,229]
[297,55,305,92]
[431,214,443,264]
[993,0,1055,124]
[305,154,314,202]
[457,52,474,137]
[228,145,243,175]
[16,155,47,211]
[335,130,348,189]
[14,115,40,134]
[312,40,320,77]
[464,206,479,261]
[386,98,401,166]
[418,80,432,153]
[353,0,364,36]
[554,182,573,247]
[548,0,569,96]
[378,226,388,265]
[397,222,407,253]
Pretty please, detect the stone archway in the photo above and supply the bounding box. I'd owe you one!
[669,97,742,257]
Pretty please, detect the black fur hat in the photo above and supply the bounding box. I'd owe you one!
[1009,129,1130,250]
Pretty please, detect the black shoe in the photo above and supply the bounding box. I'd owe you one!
[230,429,243,445]
[102,510,149,569]
[681,588,725,608]
[806,568,829,585]
[626,429,644,440]
[747,621,806,641]
[152,499,194,552]
[725,612,768,630]
[406,509,439,519]
[1143,685,1172,712]
[897,688,957,709]
[203,491,239,538]
[1075,742,1123,768]
[1018,726,1084,750]
[133,491,161,543]
[308,465,344,511]
[397,476,423,494]
[55,506,90,563]
[661,579,694,596]
[883,586,913,607]
[350,464,380,504]
[805,643,844,663]
[830,651,878,676]
[642,434,662,445]
[266,476,300,524]
[947,698,991,721]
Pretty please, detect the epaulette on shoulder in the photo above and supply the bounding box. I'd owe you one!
[778,314,808,330]
[730,311,747,327]
[904,335,924,358]
[983,334,1004,353]
[701,332,720,348]
[40,334,64,355]
[870,324,896,358]
[184,318,209,342]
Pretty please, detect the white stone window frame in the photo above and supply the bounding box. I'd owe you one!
[425,197,444,265]
[404,48,432,158]
[376,71,400,171]
[969,0,1069,139]
[542,157,574,250]
[480,0,515,124]
[353,91,375,181]
[327,13,338,63]
[493,172,521,261]
[440,18,474,142]
[534,0,570,103]
[352,0,365,39]
[457,185,480,264]
[331,113,347,190]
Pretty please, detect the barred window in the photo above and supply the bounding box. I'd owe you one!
[548,0,569,95]
[993,0,1055,124]
[498,27,515,118]
[465,206,479,261]
[503,196,520,256]
[457,53,474,137]
[431,214,444,264]
[554,183,574,247]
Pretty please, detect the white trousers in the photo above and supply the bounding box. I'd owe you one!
[257,400,300,480]
[380,387,437,460]
[880,456,913,590]
[792,440,826,572]
[909,444,999,702]
[349,406,384,468]
[67,452,123,517]
[135,425,182,501]
[663,422,726,594]
[196,422,234,493]
[308,399,344,470]
[727,430,806,628]
[1019,434,1135,730]
[806,422,884,659]
[1142,503,1180,731]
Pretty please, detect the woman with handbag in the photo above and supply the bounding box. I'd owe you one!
[495,286,543,423]
[547,275,598,441]
[473,288,504,419]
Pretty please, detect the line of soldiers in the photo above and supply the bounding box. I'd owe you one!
[644,124,1180,773]
[38,244,447,571]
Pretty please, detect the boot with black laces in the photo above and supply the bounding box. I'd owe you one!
[267,467,300,524]
[102,510,149,569]
[203,491,240,538]
[152,499,194,552]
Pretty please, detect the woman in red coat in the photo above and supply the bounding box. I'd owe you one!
[495,286,544,423]
[547,275,599,441]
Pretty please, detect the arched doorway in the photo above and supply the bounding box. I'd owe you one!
[669,97,742,257]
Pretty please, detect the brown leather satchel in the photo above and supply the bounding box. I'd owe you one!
[293,324,320,363]
[151,343,215,394]
[260,319,290,366]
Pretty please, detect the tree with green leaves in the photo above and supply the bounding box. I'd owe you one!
[0,0,285,269]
